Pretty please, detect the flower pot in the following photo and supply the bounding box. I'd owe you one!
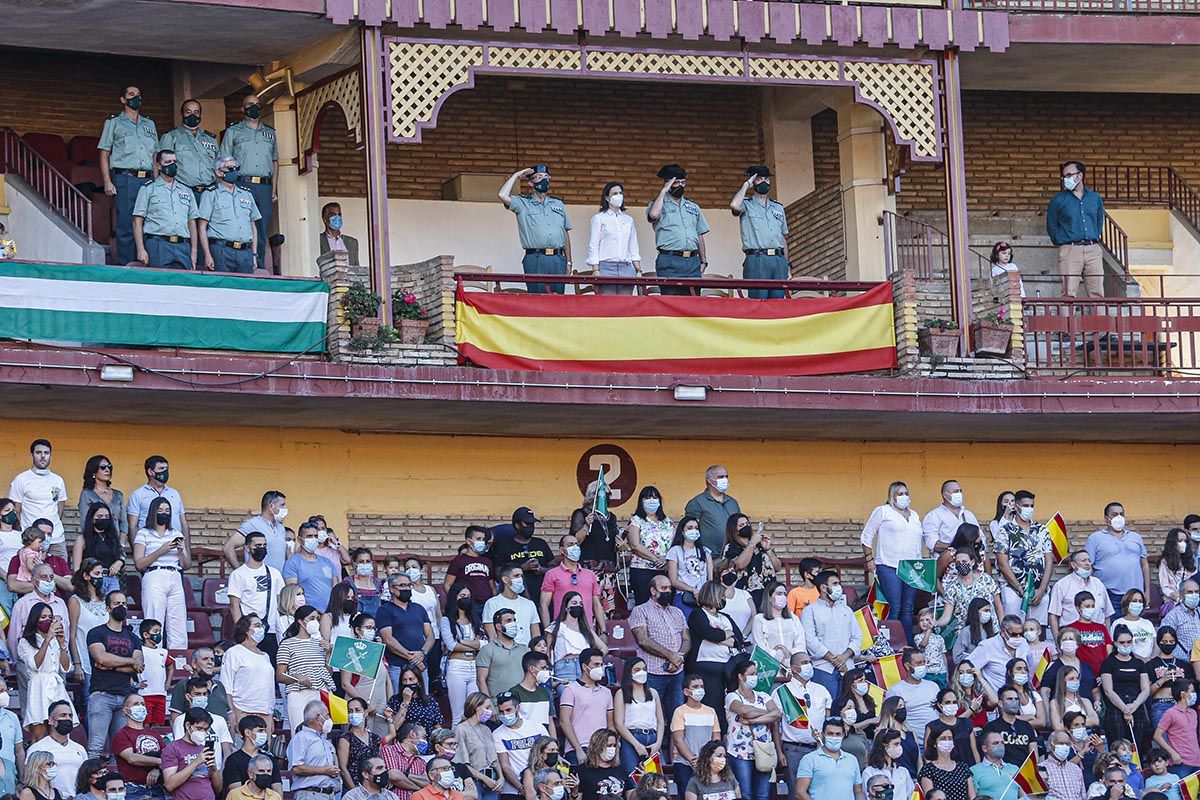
[398,318,429,344]
[351,316,381,338]
[918,327,960,358]
[972,321,1013,357]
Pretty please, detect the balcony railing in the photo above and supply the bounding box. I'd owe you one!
[1023,297,1200,376]
[1087,164,1200,239]
[967,0,1200,11]
[881,211,992,281]
[455,272,881,295]
[0,128,92,241]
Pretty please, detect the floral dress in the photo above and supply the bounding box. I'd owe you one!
[993,521,1051,591]
[721,541,775,594]
[723,689,773,761]
[940,572,1000,633]
[629,515,674,570]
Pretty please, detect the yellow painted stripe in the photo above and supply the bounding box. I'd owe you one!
[456,302,895,361]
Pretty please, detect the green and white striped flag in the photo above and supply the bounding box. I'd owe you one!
[0,261,328,353]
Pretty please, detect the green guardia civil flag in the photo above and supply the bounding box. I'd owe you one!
[898,558,938,592]
[1021,570,1037,614]
[777,685,809,729]
[749,646,782,688]
[330,635,386,679]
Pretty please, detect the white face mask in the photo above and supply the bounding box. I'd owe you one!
[1191,531,1200,543]
[1062,175,1079,191]
[631,670,648,684]
[405,567,422,582]
[1181,540,1190,553]
[829,585,844,602]
[608,194,624,210]
[305,619,320,636]
[937,739,955,754]
[842,708,858,724]
[894,494,911,510]
[1060,640,1079,655]
[642,499,660,514]
[275,506,289,522]
[588,666,606,682]
[1079,607,1096,621]
[940,703,959,717]
[356,564,374,576]
[684,529,701,542]
[1110,515,1126,531]
[1019,506,1035,522]
[536,669,551,684]
[772,594,788,610]
[798,663,814,681]
[1023,630,1039,643]
[602,746,617,762]
[191,729,210,746]
[948,491,963,508]
[714,477,730,493]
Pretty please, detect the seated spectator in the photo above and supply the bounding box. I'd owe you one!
[27,700,89,799]
[66,560,107,697]
[169,649,229,723]
[561,649,615,763]
[949,659,994,729]
[862,730,913,800]
[277,605,336,735]
[112,694,164,800]
[750,580,805,669]
[510,652,555,735]
[626,487,674,607]
[283,525,337,620]
[1111,588,1155,659]
[1158,528,1193,617]
[950,597,996,662]
[966,613,1029,693]
[492,691,548,798]
[913,608,947,687]
[91,773,125,800]
[786,557,822,617]
[1066,592,1112,678]
[1042,729,1086,800]
[220,614,276,736]
[170,680,233,763]
[482,565,540,647]
[387,666,445,737]
[795,718,864,800]
[21,751,65,800]
[938,543,1002,641]
[84,590,142,758]
[685,741,738,800]
[287,701,341,800]
[70,757,106,800]
[924,686,976,764]
[338,697,382,791]
[227,531,285,660]
[1004,657,1045,729]
[132,497,190,650]
[347,756,398,800]
[414,757,468,800]
[1039,627,1095,705]
[452,693,502,800]
[529,767,569,800]
[73,500,124,596]
[983,684,1036,766]
[720,514,780,609]
[863,775,893,800]
[428,729,476,800]
[20,602,74,738]
[0,683,20,795]
[875,697,917,780]
[225,755,281,800]
[540,536,604,632]
[1063,710,1102,778]
[1049,551,1113,640]
[476,609,530,701]
[1105,740,1145,796]
[884,649,939,747]
[224,715,281,796]
[381,723,429,800]
[968,730,1018,800]
[575,730,625,800]
[831,678,875,768]
[441,582,484,727]
[1048,664,1099,732]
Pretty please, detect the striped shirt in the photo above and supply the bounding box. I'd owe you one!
[276,635,334,693]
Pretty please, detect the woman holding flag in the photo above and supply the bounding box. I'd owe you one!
[571,479,620,617]
[861,482,924,646]
[276,603,336,732]
[723,660,780,800]
[1099,626,1152,755]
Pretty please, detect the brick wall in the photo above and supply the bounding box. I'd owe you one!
[786,182,845,279]
[811,110,840,189]
[317,76,764,207]
[0,49,173,139]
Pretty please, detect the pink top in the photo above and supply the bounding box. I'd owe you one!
[16,546,41,582]
[541,564,600,626]
[1158,705,1200,766]
[560,680,614,753]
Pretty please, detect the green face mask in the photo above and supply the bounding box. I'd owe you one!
[161,163,178,178]
[182,114,201,129]
[244,104,262,120]
[1,511,15,526]
[153,469,169,483]
[126,96,143,111]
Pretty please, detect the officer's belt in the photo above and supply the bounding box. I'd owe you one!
[146,234,189,243]
[524,248,564,256]
[209,239,251,250]
[242,175,271,185]
[113,168,151,178]
[657,248,699,258]
[744,248,782,256]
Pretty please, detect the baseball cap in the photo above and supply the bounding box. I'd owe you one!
[512,507,540,525]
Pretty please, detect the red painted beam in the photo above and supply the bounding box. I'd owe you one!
[1007,11,1200,43]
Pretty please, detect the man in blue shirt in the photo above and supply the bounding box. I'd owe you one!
[1046,160,1106,298]
[282,522,336,613]
[796,718,864,800]
[970,730,1020,800]
[376,573,435,693]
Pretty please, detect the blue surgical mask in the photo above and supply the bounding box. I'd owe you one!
[37,580,55,596]
[472,540,488,554]
[223,169,240,184]
[349,712,365,728]
[510,577,526,594]
[824,736,843,752]
[566,545,582,562]
[328,215,343,231]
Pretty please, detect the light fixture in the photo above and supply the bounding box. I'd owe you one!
[99,364,135,382]
[673,385,707,401]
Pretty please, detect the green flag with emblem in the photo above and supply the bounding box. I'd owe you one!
[898,558,938,592]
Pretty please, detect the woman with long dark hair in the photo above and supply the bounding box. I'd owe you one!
[586,181,641,296]
[665,516,712,612]
[276,603,334,732]
[66,558,106,696]
[441,580,484,725]
[626,486,674,606]
[613,656,664,778]
[19,601,73,740]
[76,455,127,564]
[133,496,190,649]
[1160,528,1195,616]
[685,580,740,723]
[74,501,123,595]
[546,590,607,686]
[720,514,780,608]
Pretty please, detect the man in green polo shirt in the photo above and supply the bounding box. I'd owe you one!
[684,465,740,557]
[476,609,530,700]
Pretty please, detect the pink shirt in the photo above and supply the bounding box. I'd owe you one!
[559,680,613,753]
[541,564,600,626]
[1158,705,1200,765]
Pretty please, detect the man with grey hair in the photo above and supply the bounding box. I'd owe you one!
[684,464,740,555]
[225,754,282,800]
[532,767,564,800]
[863,774,892,800]
[169,647,230,722]
[198,155,261,273]
[286,700,339,800]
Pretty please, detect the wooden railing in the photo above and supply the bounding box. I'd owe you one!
[1088,164,1200,240]
[0,128,92,240]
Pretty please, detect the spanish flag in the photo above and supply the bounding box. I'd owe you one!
[1047,512,1069,562]
[866,682,886,708]
[1032,650,1051,689]
[855,606,880,651]
[1180,769,1200,800]
[777,685,809,729]
[1128,723,1142,769]
[629,753,662,782]
[872,654,907,690]
[1013,750,1049,796]
[319,690,348,725]
[866,582,891,621]
[911,786,926,800]
[455,283,898,376]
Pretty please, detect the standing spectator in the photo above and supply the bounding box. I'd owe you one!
[85,591,142,757]
[1111,589,1155,658]
[721,515,780,608]
[509,652,555,734]
[723,660,779,800]
[787,558,823,617]
[1006,657,1045,728]
[11,563,70,709]
[969,730,1018,800]
[924,686,976,764]
[133,497,189,650]
[314,523,351,574]
[795,718,865,800]
[21,751,65,800]
[861,481,923,644]
[1152,678,1199,777]
[671,675,720,798]
[684,741,739,800]
[317,202,361,266]
[0,683,22,795]
[497,166,573,294]
[453,693,502,800]
[169,649,229,724]
[684,466,740,558]
[403,557,442,646]
[983,685,1036,766]
[27,701,88,797]
[917,727,974,800]
[629,575,688,728]
[1065,592,1113,677]
[587,182,641,296]
[170,680,234,760]
[442,582,485,726]
[488,509,552,601]
[476,610,530,701]
[482,565,540,646]
[320,582,358,652]
[665,517,713,613]
[1146,626,1189,729]
[277,605,335,734]
[98,85,157,265]
[220,614,276,736]
[227,531,285,661]
[348,548,383,618]
[1040,627,1095,705]
[559,649,615,762]
[20,602,74,738]
[613,657,664,778]
[1085,502,1151,616]
[1163,580,1200,659]
[772,653,829,800]
[75,456,127,578]
[685,581,740,718]
[993,489,1052,623]
[226,755,282,800]
[647,163,710,297]
[287,701,341,800]
[966,614,1029,693]
[884,649,939,748]
[218,94,278,271]
[1042,729,1086,800]
[9,440,68,558]
[337,697,381,790]
[346,757,397,800]
[575,730,625,800]
[1100,625,1151,752]
[125,457,188,541]
[1047,160,1105,298]
[626,487,674,606]
[224,492,289,577]
[1049,551,1113,639]
[801,570,860,699]
[938,542,1002,641]
[1049,664,1099,733]
[730,165,789,299]
[66,561,107,697]
[834,673,879,767]
[876,697,918,778]
[283,525,337,617]
[386,666,445,736]
[1159,528,1194,616]
[862,731,914,800]
[0,497,22,613]
[989,491,1016,551]
[989,241,1026,296]
[716,562,755,638]
[445,528,494,613]
[540,537,604,631]
[74,504,123,599]
[492,692,548,799]
[922,480,982,560]
[112,694,164,800]
[913,608,948,687]
[751,580,805,668]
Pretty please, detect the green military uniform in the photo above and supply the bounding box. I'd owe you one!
[99,112,158,264]
[219,120,277,270]
[648,195,709,295]
[735,193,789,299]
[157,126,218,196]
[132,177,199,270]
[508,194,572,294]
[199,183,261,274]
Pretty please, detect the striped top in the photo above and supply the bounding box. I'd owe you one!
[276,635,334,694]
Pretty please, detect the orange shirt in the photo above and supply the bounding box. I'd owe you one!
[412,787,465,800]
[787,585,819,617]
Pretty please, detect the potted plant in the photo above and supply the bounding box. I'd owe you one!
[918,318,960,358]
[392,288,429,344]
[343,282,382,338]
[972,306,1013,357]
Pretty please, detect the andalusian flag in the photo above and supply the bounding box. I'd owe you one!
[1021,570,1037,614]
[866,582,891,621]
[1032,650,1051,689]
[1180,770,1200,800]
[749,646,783,688]
[455,283,899,376]
[898,559,938,592]
[0,604,9,631]
[777,685,809,729]
[319,690,348,724]
[1013,750,1049,795]
[872,654,907,689]
[594,465,608,518]
[1047,512,1069,562]
[855,606,880,650]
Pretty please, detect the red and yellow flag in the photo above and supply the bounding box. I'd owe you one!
[1180,770,1200,800]
[866,582,891,621]
[455,284,898,376]
[911,786,926,800]
[855,606,880,651]
[1047,512,1069,562]
[872,654,907,690]
[1032,650,1051,689]
[629,753,662,782]
[1014,751,1049,796]
[319,690,348,724]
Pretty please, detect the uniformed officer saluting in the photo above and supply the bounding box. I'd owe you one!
[647,164,710,296]
[99,85,159,265]
[198,156,261,273]
[218,94,277,271]
[157,99,218,204]
[132,150,200,269]
[498,165,573,294]
[730,165,790,299]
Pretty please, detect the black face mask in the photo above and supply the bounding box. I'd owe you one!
[155,512,171,525]
[250,547,268,562]
[183,114,201,129]
[372,771,389,788]
[55,718,74,736]
[654,590,674,607]
[396,589,412,603]
[91,578,105,593]
[111,605,128,622]
[94,518,112,533]
[721,572,737,587]
[251,774,273,789]
[545,753,560,767]
[1161,641,1177,653]
[126,96,143,111]
[893,707,908,723]
[457,596,474,612]
[568,605,584,619]
[244,104,262,120]
[669,185,686,198]
[344,599,358,615]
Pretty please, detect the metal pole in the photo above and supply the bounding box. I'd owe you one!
[360,25,394,324]
[941,47,973,356]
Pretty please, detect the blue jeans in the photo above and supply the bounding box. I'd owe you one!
[743,253,788,300]
[554,657,582,701]
[648,672,684,743]
[125,783,165,800]
[729,756,770,800]
[811,667,841,699]
[1151,697,1175,729]
[671,762,694,800]
[620,729,658,777]
[876,564,916,644]
[478,788,499,800]
[86,690,128,757]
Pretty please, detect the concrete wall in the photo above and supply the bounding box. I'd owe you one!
[4,176,101,264]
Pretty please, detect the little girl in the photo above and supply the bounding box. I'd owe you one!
[915,607,949,687]
[138,617,172,724]
[15,527,45,583]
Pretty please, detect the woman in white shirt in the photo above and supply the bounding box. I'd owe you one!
[441,581,486,726]
[221,613,277,735]
[586,182,640,295]
[133,496,191,650]
[750,581,805,676]
[860,481,923,646]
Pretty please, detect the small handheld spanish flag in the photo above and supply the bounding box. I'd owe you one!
[855,606,880,651]
[866,582,890,621]
[911,786,926,800]
[1047,512,1069,563]
[1128,723,1142,770]
[629,753,662,782]
[777,685,809,729]
[1032,650,1051,690]
[319,690,348,725]
[872,654,907,690]
[1013,750,1049,796]
[1180,769,1200,800]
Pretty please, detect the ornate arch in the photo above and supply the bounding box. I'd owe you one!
[296,66,364,174]
[384,38,943,162]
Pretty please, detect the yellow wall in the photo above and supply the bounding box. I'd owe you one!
[3,420,1199,535]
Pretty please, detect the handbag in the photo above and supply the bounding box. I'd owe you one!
[752,738,777,772]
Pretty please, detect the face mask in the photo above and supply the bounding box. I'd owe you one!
[531,177,551,193]
[957,673,975,688]
[642,498,660,514]
[254,775,274,790]
[302,537,320,552]
[602,746,618,762]
[911,665,927,681]
[1187,593,1200,610]
[954,562,972,577]
[549,786,566,800]
[1054,744,1072,761]
[45,766,59,780]
[160,163,178,178]
[940,703,959,717]
[1006,637,1024,650]
[632,670,648,684]
[245,104,262,119]
[655,590,674,607]
[545,753,559,767]
[1117,644,1133,656]
[436,771,456,789]
[894,495,911,510]
[441,749,457,761]
[1062,175,1078,191]
[503,622,519,638]
[471,540,488,554]
[1066,679,1081,692]
[349,563,372,578]
[588,666,606,682]
[608,194,624,209]
[250,626,266,643]
[153,469,169,483]
[191,729,209,746]
[1060,640,1079,654]
[1110,515,1126,531]
[753,182,771,195]
[824,736,843,752]
[854,682,869,696]
[328,215,344,231]
[1192,531,1200,543]
[668,184,686,199]
[1161,641,1177,653]
[190,695,209,709]
[37,617,52,633]
[886,744,903,760]
[1023,630,1039,643]
[479,709,493,722]
[711,756,727,771]
[305,619,320,636]
[1129,602,1144,617]
[405,567,422,582]
[107,793,126,800]
[843,708,857,724]
[126,96,143,111]
[1180,541,1190,553]
[721,572,737,587]
[536,669,552,684]
[568,605,585,620]
[130,704,148,722]
[798,664,814,681]
[250,546,268,562]
[255,731,269,747]
[742,675,759,689]
[1074,568,1092,580]
[222,169,240,184]
[949,491,964,508]
[156,512,171,525]
[322,718,334,735]
[893,708,907,723]
[94,518,112,533]
[714,477,729,492]
[1118,751,1132,764]
[361,628,376,640]
[684,529,701,542]
[510,577,526,594]
[373,772,389,788]
[771,594,788,610]
[111,605,127,622]
[1019,506,1035,522]
[1001,700,1020,715]
[1079,607,1096,621]
[182,113,201,128]
[500,712,518,726]
[349,711,365,727]
[37,580,55,597]
[979,611,992,625]
[1071,727,1087,742]
[1,511,15,526]
[989,744,1006,760]
[565,545,582,562]
[1013,673,1028,686]
[829,585,845,602]
[690,688,706,701]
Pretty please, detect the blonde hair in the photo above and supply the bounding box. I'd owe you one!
[24,751,54,787]
[279,584,305,614]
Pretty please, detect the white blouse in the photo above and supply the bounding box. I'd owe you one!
[586,209,640,266]
[861,504,924,568]
[750,613,806,662]
[135,527,183,567]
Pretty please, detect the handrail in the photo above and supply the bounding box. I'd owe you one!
[0,128,93,241]
[454,271,883,292]
[881,211,993,281]
[1102,213,1131,281]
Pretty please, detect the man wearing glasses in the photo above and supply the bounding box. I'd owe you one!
[1046,160,1107,298]
[774,652,830,800]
